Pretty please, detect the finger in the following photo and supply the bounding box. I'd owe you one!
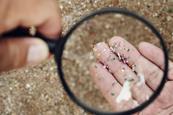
[157,104,173,115]
[90,63,136,111]
[138,42,173,80]
[93,42,153,104]
[140,82,173,114]
[139,101,162,115]
[157,81,173,108]
[0,38,49,72]
[37,5,62,39]
[20,0,62,39]
[108,36,163,90]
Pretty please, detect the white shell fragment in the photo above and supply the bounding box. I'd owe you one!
[133,100,139,107]
[110,47,114,52]
[137,73,145,86]
[116,80,132,103]
[117,53,121,60]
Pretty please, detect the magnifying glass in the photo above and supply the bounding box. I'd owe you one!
[1,8,168,115]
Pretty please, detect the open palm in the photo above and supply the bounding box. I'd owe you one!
[90,36,173,115]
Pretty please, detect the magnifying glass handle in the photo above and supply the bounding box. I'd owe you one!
[0,27,57,53]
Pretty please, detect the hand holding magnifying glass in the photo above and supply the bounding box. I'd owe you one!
[0,0,61,72]
[90,36,173,115]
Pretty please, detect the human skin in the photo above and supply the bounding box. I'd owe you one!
[0,0,61,72]
[90,36,173,115]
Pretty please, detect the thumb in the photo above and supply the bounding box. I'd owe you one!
[0,38,49,72]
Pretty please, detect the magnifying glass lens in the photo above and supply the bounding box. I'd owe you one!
[61,13,164,113]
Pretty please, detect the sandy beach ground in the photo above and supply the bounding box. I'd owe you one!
[0,0,173,115]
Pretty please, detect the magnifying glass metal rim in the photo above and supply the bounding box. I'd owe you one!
[54,7,169,115]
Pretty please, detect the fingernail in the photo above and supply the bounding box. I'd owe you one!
[27,44,49,65]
